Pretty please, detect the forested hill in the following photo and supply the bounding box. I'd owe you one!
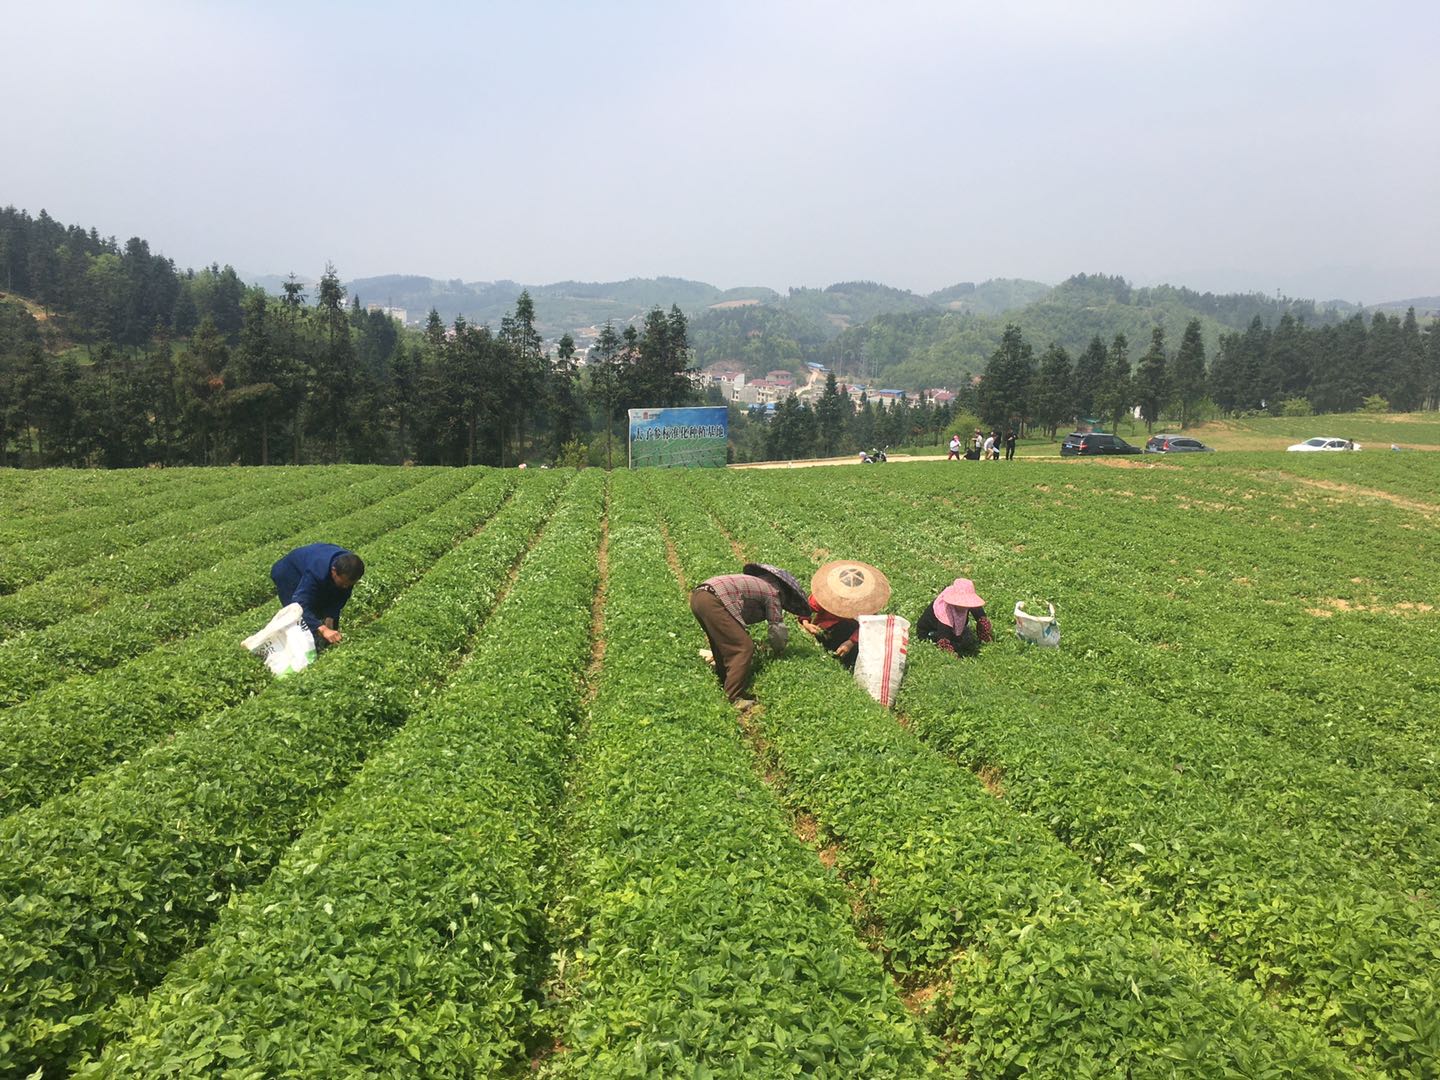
[689,273,1357,389]
[1,203,1418,399]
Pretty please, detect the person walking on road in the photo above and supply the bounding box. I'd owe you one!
[690,563,809,707]
[948,433,962,460]
[270,543,365,648]
[1004,429,1017,460]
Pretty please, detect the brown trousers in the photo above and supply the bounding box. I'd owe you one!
[690,586,756,702]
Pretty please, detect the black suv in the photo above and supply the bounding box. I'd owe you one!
[1144,434,1214,454]
[1060,432,1141,457]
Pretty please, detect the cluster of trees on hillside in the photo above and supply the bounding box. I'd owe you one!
[0,207,254,347]
[974,312,1440,439]
[0,256,696,468]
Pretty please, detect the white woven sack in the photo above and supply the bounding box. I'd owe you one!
[241,602,317,676]
[853,614,910,706]
[1014,601,1060,647]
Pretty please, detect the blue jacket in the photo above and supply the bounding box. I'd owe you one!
[270,543,355,632]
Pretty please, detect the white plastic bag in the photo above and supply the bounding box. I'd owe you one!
[241,603,317,676]
[1014,601,1060,648]
[853,614,910,706]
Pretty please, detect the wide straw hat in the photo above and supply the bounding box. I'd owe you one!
[742,563,810,618]
[811,560,891,619]
[937,578,984,609]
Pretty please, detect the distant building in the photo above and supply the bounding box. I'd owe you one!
[366,303,409,324]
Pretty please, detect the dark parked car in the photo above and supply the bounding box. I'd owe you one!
[1144,434,1214,454]
[1060,432,1142,457]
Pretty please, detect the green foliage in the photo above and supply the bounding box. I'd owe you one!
[542,472,936,1075]
[1280,396,1314,416]
[557,437,589,468]
[87,474,604,1077]
[0,473,571,1075]
[0,470,511,816]
[3,454,1440,1073]
[1363,393,1390,412]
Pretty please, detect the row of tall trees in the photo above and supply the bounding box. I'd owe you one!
[975,311,1440,438]
[0,258,697,467]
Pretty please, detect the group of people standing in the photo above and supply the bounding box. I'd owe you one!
[948,429,1016,461]
[690,560,991,708]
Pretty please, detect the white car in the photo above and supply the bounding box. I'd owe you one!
[1287,437,1361,452]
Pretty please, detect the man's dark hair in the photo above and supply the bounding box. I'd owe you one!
[334,553,365,582]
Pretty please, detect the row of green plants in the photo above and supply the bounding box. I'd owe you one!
[85,472,606,1076]
[0,465,410,639]
[852,458,1440,798]
[0,468,241,552]
[835,462,1440,844]
[656,472,1351,1077]
[538,471,935,1076]
[0,467,242,533]
[0,469,516,817]
[0,469,432,705]
[702,461,1438,1074]
[0,465,370,599]
[0,471,572,1075]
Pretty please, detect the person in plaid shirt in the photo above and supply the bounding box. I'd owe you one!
[690,563,810,707]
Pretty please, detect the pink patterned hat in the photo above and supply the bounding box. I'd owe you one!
[932,578,985,630]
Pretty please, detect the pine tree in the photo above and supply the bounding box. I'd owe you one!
[815,370,846,456]
[977,324,1034,431]
[1171,319,1207,428]
[587,322,623,469]
[499,290,546,463]
[1073,335,1108,420]
[550,332,582,457]
[1135,327,1169,432]
[1424,317,1440,411]
[1031,343,1073,439]
[1096,334,1131,431]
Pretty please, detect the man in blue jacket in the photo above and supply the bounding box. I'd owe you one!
[270,543,365,647]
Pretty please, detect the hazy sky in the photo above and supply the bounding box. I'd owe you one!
[6,0,1438,302]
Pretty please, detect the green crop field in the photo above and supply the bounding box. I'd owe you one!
[0,452,1437,1077]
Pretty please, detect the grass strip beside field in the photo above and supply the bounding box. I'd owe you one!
[0,468,514,817]
[0,471,572,1076]
[87,473,605,1077]
[538,471,936,1077]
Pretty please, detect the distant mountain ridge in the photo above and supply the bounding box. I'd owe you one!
[243,271,1059,337]
[237,267,1434,390]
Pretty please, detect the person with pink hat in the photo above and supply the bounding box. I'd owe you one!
[917,577,993,656]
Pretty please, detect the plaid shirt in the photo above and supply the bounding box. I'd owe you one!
[699,574,788,654]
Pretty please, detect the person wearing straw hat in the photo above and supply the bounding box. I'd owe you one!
[691,563,810,707]
[802,559,891,670]
[917,577,993,657]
